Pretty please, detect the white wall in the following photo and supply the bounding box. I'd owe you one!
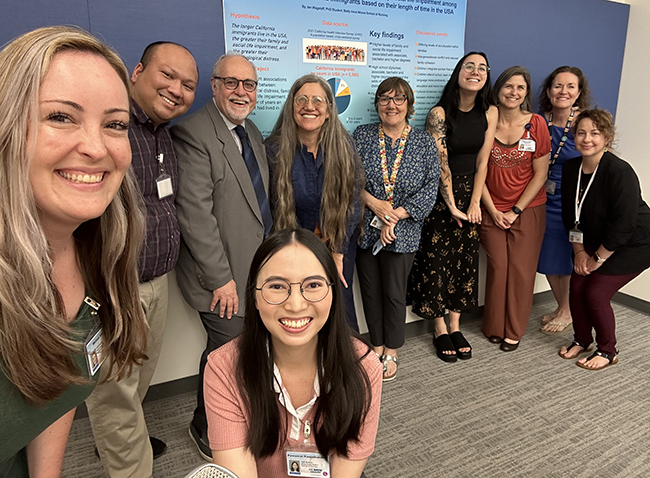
[612,0,650,300]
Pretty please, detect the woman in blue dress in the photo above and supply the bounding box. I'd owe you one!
[537,66,592,334]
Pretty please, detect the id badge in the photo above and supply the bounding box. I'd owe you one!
[372,238,384,256]
[518,139,536,152]
[569,228,583,244]
[85,324,105,376]
[544,179,556,195]
[370,215,383,230]
[285,446,330,477]
[156,174,173,199]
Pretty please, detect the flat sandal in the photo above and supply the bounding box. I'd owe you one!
[577,350,619,370]
[558,341,593,360]
[382,354,398,382]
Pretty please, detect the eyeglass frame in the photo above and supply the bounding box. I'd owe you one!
[213,76,258,92]
[461,62,490,74]
[293,94,329,108]
[255,276,334,305]
[377,94,407,106]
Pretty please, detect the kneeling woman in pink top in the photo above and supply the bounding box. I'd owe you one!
[204,228,382,477]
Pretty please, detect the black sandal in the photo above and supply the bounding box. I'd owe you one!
[577,350,619,370]
[558,340,593,360]
[450,331,472,360]
[434,334,457,363]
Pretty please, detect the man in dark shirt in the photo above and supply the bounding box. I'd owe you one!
[86,42,198,478]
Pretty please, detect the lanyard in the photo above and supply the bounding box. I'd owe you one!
[574,161,599,227]
[156,153,166,175]
[548,108,576,167]
[378,124,410,205]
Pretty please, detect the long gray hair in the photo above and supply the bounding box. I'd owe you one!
[266,74,362,253]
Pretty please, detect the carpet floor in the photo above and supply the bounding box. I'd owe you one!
[63,299,650,477]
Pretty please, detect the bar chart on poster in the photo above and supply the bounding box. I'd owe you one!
[223,0,467,135]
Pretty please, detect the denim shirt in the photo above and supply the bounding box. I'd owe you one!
[266,141,362,253]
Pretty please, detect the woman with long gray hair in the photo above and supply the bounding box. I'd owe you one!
[265,74,363,330]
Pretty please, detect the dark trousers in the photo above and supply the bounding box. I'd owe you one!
[356,247,414,349]
[570,270,641,355]
[193,311,244,435]
[343,228,360,332]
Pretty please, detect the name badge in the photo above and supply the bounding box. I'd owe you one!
[518,139,536,152]
[544,179,556,195]
[156,174,173,199]
[569,228,583,244]
[370,215,384,230]
[85,325,104,376]
[286,449,330,477]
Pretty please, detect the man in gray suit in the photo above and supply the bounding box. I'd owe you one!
[171,53,272,461]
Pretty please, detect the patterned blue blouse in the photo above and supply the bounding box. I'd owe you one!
[353,123,440,253]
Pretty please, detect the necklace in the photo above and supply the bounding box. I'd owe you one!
[378,123,410,205]
[548,107,576,166]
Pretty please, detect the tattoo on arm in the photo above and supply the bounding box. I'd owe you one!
[426,109,447,139]
[436,147,453,207]
[427,109,454,207]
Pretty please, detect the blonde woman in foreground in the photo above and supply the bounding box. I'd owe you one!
[0,26,147,477]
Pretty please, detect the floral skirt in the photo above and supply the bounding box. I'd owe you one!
[407,174,479,319]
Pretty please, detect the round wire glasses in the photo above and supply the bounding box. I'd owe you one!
[255,276,333,305]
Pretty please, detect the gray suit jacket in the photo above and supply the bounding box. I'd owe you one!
[171,100,268,315]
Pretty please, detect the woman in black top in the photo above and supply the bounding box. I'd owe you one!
[408,52,497,362]
[559,109,650,370]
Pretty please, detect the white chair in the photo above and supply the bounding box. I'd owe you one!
[183,463,240,478]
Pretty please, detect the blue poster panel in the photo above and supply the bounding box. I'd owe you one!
[224,0,467,135]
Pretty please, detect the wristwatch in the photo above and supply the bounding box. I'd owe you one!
[594,252,607,263]
[512,206,522,215]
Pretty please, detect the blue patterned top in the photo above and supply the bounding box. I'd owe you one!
[353,123,440,253]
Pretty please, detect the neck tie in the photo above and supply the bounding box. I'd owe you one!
[234,125,273,236]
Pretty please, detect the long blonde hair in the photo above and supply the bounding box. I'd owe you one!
[266,75,362,253]
[0,26,147,405]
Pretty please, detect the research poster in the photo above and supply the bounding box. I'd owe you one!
[224,0,467,135]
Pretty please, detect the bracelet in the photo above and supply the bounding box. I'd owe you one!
[575,250,588,256]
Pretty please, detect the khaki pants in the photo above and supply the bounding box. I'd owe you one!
[86,274,169,478]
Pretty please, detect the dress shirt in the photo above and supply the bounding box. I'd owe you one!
[129,102,181,282]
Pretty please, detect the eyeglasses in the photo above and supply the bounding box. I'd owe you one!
[378,94,407,106]
[462,62,489,74]
[294,95,328,108]
[255,276,333,305]
[213,76,258,92]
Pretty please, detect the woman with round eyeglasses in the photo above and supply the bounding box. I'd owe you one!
[354,77,440,381]
[536,67,593,335]
[266,74,364,330]
[203,228,382,477]
[408,51,498,363]
[480,66,551,352]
